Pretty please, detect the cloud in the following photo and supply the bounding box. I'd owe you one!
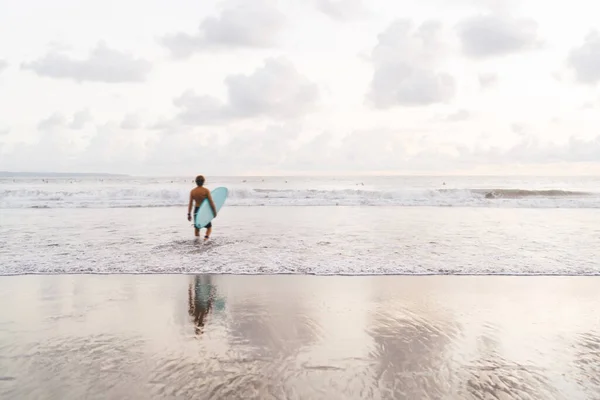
[3,120,155,174]
[568,31,600,85]
[77,122,150,169]
[161,0,285,58]
[282,131,600,172]
[149,117,179,132]
[285,132,336,169]
[558,136,600,162]
[581,102,596,110]
[142,123,302,175]
[366,20,456,108]
[445,109,470,122]
[225,58,319,118]
[456,14,541,58]
[458,135,600,165]
[22,42,152,83]
[120,114,141,130]
[511,123,527,136]
[478,73,498,88]
[38,110,93,131]
[337,130,405,170]
[315,0,368,21]
[69,109,92,130]
[172,57,319,125]
[0,60,7,73]
[4,118,600,174]
[173,92,227,125]
[281,128,432,172]
[431,109,471,122]
[0,127,9,136]
[219,124,301,168]
[38,113,67,131]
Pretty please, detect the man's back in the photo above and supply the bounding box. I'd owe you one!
[190,186,210,207]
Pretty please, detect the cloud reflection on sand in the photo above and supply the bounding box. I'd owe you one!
[1,275,600,399]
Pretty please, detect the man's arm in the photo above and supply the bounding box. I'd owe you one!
[207,191,217,217]
[187,191,193,221]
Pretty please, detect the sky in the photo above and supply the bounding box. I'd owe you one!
[1,0,600,176]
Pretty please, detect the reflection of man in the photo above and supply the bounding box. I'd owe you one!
[188,275,215,335]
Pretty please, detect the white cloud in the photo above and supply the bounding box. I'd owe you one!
[172,92,227,125]
[366,20,456,108]
[568,31,600,84]
[161,0,285,58]
[478,73,498,88]
[21,42,152,83]
[281,131,600,173]
[0,60,7,73]
[430,109,471,123]
[3,0,600,175]
[220,124,301,169]
[120,114,141,130]
[315,0,368,21]
[285,132,336,170]
[69,109,92,130]
[581,102,596,110]
[4,116,600,175]
[38,113,67,131]
[511,123,527,136]
[4,122,92,172]
[457,135,600,165]
[445,109,471,122]
[225,57,319,118]
[149,117,181,132]
[1,120,156,174]
[456,14,541,58]
[77,122,151,170]
[171,57,319,126]
[38,110,92,131]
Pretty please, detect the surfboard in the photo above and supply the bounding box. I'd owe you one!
[194,187,228,229]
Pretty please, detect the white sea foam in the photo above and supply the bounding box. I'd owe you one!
[1,206,599,276]
[1,186,600,209]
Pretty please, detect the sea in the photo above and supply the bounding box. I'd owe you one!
[1,174,600,276]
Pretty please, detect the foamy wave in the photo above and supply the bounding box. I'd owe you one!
[1,186,599,209]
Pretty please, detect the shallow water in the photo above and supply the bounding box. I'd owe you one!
[0,274,599,399]
[1,206,600,275]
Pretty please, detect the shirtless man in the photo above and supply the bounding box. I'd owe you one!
[187,175,217,240]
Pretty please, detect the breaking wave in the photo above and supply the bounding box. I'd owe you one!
[1,186,599,209]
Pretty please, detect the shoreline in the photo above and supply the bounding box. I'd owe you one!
[3,272,600,277]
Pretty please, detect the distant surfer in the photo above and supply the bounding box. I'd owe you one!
[187,175,217,240]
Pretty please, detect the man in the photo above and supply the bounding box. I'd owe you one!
[187,175,217,240]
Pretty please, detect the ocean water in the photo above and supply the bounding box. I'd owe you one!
[1,175,600,275]
[2,175,600,209]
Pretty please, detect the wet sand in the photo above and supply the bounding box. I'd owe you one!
[1,274,599,399]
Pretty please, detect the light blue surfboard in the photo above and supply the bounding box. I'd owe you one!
[194,187,228,229]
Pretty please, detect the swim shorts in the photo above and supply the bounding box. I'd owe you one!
[193,206,212,228]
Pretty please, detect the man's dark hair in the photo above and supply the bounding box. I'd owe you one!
[195,175,205,186]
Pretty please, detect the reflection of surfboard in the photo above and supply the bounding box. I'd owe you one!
[194,187,228,229]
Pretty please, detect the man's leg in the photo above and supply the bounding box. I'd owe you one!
[204,222,212,240]
[193,207,200,237]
